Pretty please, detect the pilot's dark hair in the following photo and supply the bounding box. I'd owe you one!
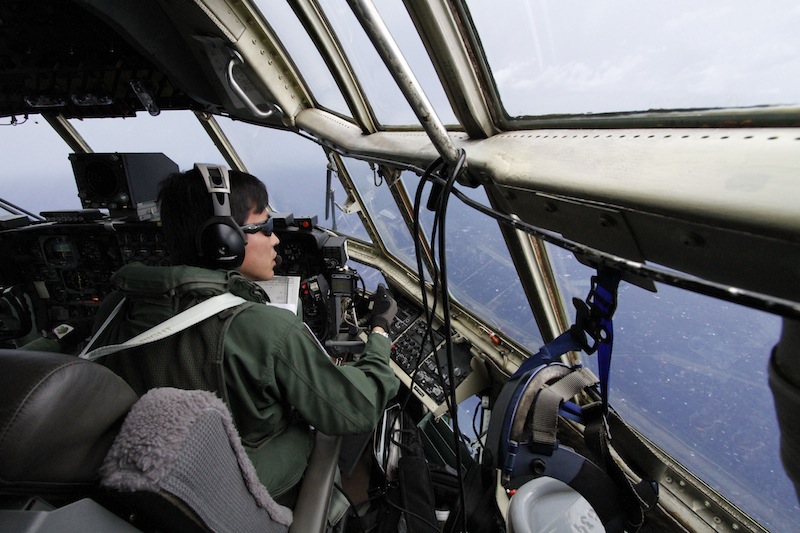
[158,167,269,267]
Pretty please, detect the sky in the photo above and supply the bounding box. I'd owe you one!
[467,0,800,116]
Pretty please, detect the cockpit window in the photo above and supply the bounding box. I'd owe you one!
[250,0,350,117]
[545,243,796,532]
[343,157,414,258]
[1,118,80,214]
[317,0,456,127]
[404,176,542,350]
[68,111,221,169]
[371,1,458,127]
[67,112,372,240]
[345,161,542,348]
[216,118,371,240]
[464,0,800,118]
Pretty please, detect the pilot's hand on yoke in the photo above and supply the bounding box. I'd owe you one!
[368,284,396,333]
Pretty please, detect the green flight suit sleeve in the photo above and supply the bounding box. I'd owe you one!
[223,305,400,438]
[222,304,400,496]
[275,322,399,435]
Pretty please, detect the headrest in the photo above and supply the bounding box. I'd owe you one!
[0,349,138,491]
[101,388,292,530]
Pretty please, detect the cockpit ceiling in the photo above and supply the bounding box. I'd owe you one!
[1,0,308,128]
[0,0,184,118]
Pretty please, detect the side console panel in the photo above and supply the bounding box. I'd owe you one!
[389,297,475,412]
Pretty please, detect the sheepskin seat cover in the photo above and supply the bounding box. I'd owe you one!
[100,387,292,532]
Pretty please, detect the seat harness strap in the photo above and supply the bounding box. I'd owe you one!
[79,292,247,361]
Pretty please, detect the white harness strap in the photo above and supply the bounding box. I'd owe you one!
[79,292,247,361]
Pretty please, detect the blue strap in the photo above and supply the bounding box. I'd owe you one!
[512,328,583,378]
[598,318,614,414]
[515,267,622,415]
[583,268,622,415]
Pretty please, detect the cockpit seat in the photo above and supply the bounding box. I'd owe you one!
[0,349,341,533]
[100,387,294,533]
[0,349,138,498]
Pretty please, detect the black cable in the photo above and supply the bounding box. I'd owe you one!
[371,405,442,533]
[407,154,476,533]
[356,273,366,303]
[413,158,444,325]
[342,272,365,314]
[432,151,469,533]
[388,427,419,454]
[396,154,473,533]
[471,398,486,453]
[442,176,800,319]
[417,176,452,412]
[403,153,471,532]
[398,157,445,415]
[0,114,29,126]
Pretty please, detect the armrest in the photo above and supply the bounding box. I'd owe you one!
[289,432,342,533]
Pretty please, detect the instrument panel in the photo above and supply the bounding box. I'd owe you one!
[0,217,344,327]
[0,221,168,324]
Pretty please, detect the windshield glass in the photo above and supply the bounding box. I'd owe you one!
[318,0,456,126]
[64,113,370,239]
[69,111,221,168]
[1,118,80,214]
[251,0,349,116]
[343,157,415,258]
[546,243,795,532]
[466,0,800,117]
[216,119,370,240]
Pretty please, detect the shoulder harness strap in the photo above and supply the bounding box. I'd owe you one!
[79,292,247,361]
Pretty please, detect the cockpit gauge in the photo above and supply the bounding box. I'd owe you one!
[80,240,103,261]
[283,242,302,263]
[41,236,78,268]
[62,270,90,292]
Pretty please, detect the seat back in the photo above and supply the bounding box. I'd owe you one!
[0,349,138,496]
[100,387,293,533]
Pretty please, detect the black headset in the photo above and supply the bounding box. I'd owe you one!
[194,163,246,270]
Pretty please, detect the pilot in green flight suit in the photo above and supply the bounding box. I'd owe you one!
[74,167,399,503]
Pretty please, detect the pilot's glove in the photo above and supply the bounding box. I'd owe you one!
[368,283,397,332]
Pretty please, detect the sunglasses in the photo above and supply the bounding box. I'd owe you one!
[240,218,273,236]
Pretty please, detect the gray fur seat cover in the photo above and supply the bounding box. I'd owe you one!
[100,387,292,531]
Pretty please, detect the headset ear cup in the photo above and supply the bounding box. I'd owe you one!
[196,217,246,269]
